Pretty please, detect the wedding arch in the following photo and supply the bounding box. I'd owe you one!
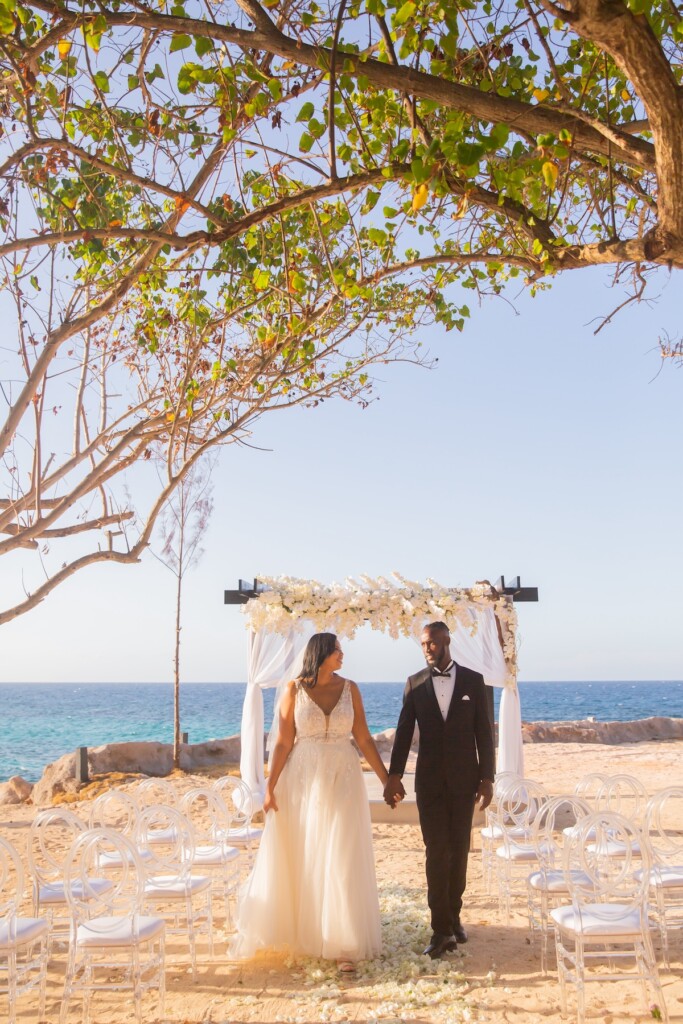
[230,574,528,808]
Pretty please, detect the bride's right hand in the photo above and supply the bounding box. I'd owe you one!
[263,786,278,813]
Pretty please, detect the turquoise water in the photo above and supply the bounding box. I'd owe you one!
[1,680,681,782]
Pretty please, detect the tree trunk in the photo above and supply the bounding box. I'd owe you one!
[173,568,183,770]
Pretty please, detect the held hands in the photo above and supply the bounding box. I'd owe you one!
[263,785,278,814]
[383,775,406,808]
[475,779,494,811]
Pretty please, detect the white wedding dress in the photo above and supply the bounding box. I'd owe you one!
[232,679,382,961]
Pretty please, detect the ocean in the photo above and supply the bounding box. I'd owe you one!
[1,680,681,783]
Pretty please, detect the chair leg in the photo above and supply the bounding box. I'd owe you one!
[185,895,198,978]
[554,928,568,1015]
[7,949,17,1024]
[38,936,48,1020]
[575,936,586,1024]
[655,888,669,967]
[158,934,166,1021]
[642,931,669,1023]
[60,954,75,1024]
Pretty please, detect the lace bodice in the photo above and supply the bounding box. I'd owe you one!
[294,679,353,741]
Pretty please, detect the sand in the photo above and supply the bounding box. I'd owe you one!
[1,739,681,1024]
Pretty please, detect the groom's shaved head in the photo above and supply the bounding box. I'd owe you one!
[425,621,450,637]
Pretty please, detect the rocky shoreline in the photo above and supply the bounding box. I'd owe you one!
[1,716,681,807]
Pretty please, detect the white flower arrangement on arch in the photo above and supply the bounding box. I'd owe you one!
[243,573,518,686]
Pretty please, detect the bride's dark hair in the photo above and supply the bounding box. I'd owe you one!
[298,633,338,689]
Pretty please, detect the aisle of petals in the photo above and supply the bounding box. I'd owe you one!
[268,884,495,1023]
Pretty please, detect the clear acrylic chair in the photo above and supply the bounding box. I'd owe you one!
[88,790,151,868]
[526,794,592,974]
[133,779,181,845]
[588,775,649,857]
[494,778,549,923]
[136,804,213,977]
[638,786,683,966]
[573,773,611,803]
[480,772,522,893]
[0,834,49,1024]
[28,807,114,951]
[61,827,165,1024]
[211,775,263,870]
[134,777,179,808]
[180,787,240,926]
[551,810,667,1024]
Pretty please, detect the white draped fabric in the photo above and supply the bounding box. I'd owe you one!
[448,607,524,776]
[239,628,306,809]
[239,603,523,807]
[498,684,524,776]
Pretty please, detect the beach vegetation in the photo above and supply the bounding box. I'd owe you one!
[1,0,681,620]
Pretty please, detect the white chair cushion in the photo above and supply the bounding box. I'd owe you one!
[563,824,596,840]
[482,825,530,840]
[635,865,683,888]
[496,841,549,863]
[144,875,211,898]
[528,869,592,893]
[76,915,164,948]
[586,838,641,857]
[193,844,239,865]
[39,878,113,904]
[98,848,153,867]
[0,917,49,949]
[550,903,645,937]
[227,826,262,844]
[144,827,179,845]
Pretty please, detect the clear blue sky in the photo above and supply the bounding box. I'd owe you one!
[2,266,682,684]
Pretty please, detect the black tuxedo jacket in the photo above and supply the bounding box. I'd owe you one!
[389,663,495,803]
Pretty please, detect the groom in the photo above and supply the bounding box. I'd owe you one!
[384,621,495,958]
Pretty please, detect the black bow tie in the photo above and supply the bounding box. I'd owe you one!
[432,669,451,678]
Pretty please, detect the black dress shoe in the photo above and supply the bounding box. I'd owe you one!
[452,922,468,944]
[423,934,457,959]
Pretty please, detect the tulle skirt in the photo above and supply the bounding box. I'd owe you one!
[231,737,382,961]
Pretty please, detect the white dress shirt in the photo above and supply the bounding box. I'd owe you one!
[432,661,456,721]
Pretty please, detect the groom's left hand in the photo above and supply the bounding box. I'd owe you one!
[475,779,493,810]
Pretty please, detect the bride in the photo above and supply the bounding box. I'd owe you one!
[232,632,391,971]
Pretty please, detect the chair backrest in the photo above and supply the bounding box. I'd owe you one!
[63,828,145,924]
[28,808,86,889]
[0,835,24,923]
[531,794,592,866]
[89,789,139,834]
[135,805,195,884]
[563,810,651,913]
[574,772,610,802]
[212,776,253,827]
[498,778,549,831]
[644,786,683,865]
[596,774,648,823]
[180,787,231,843]
[134,778,178,807]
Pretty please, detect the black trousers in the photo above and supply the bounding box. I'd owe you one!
[418,788,476,938]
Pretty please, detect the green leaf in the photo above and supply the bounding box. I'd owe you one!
[299,132,314,153]
[253,268,271,290]
[195,35,213,57]
[177,64,194,94]
[297,101,315,122]
[456,142,485,166]
[267,78,282,101]
[93,70,109,93]
[170,34,192,52]
[394,1,416,26]
[488,123,510,149]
